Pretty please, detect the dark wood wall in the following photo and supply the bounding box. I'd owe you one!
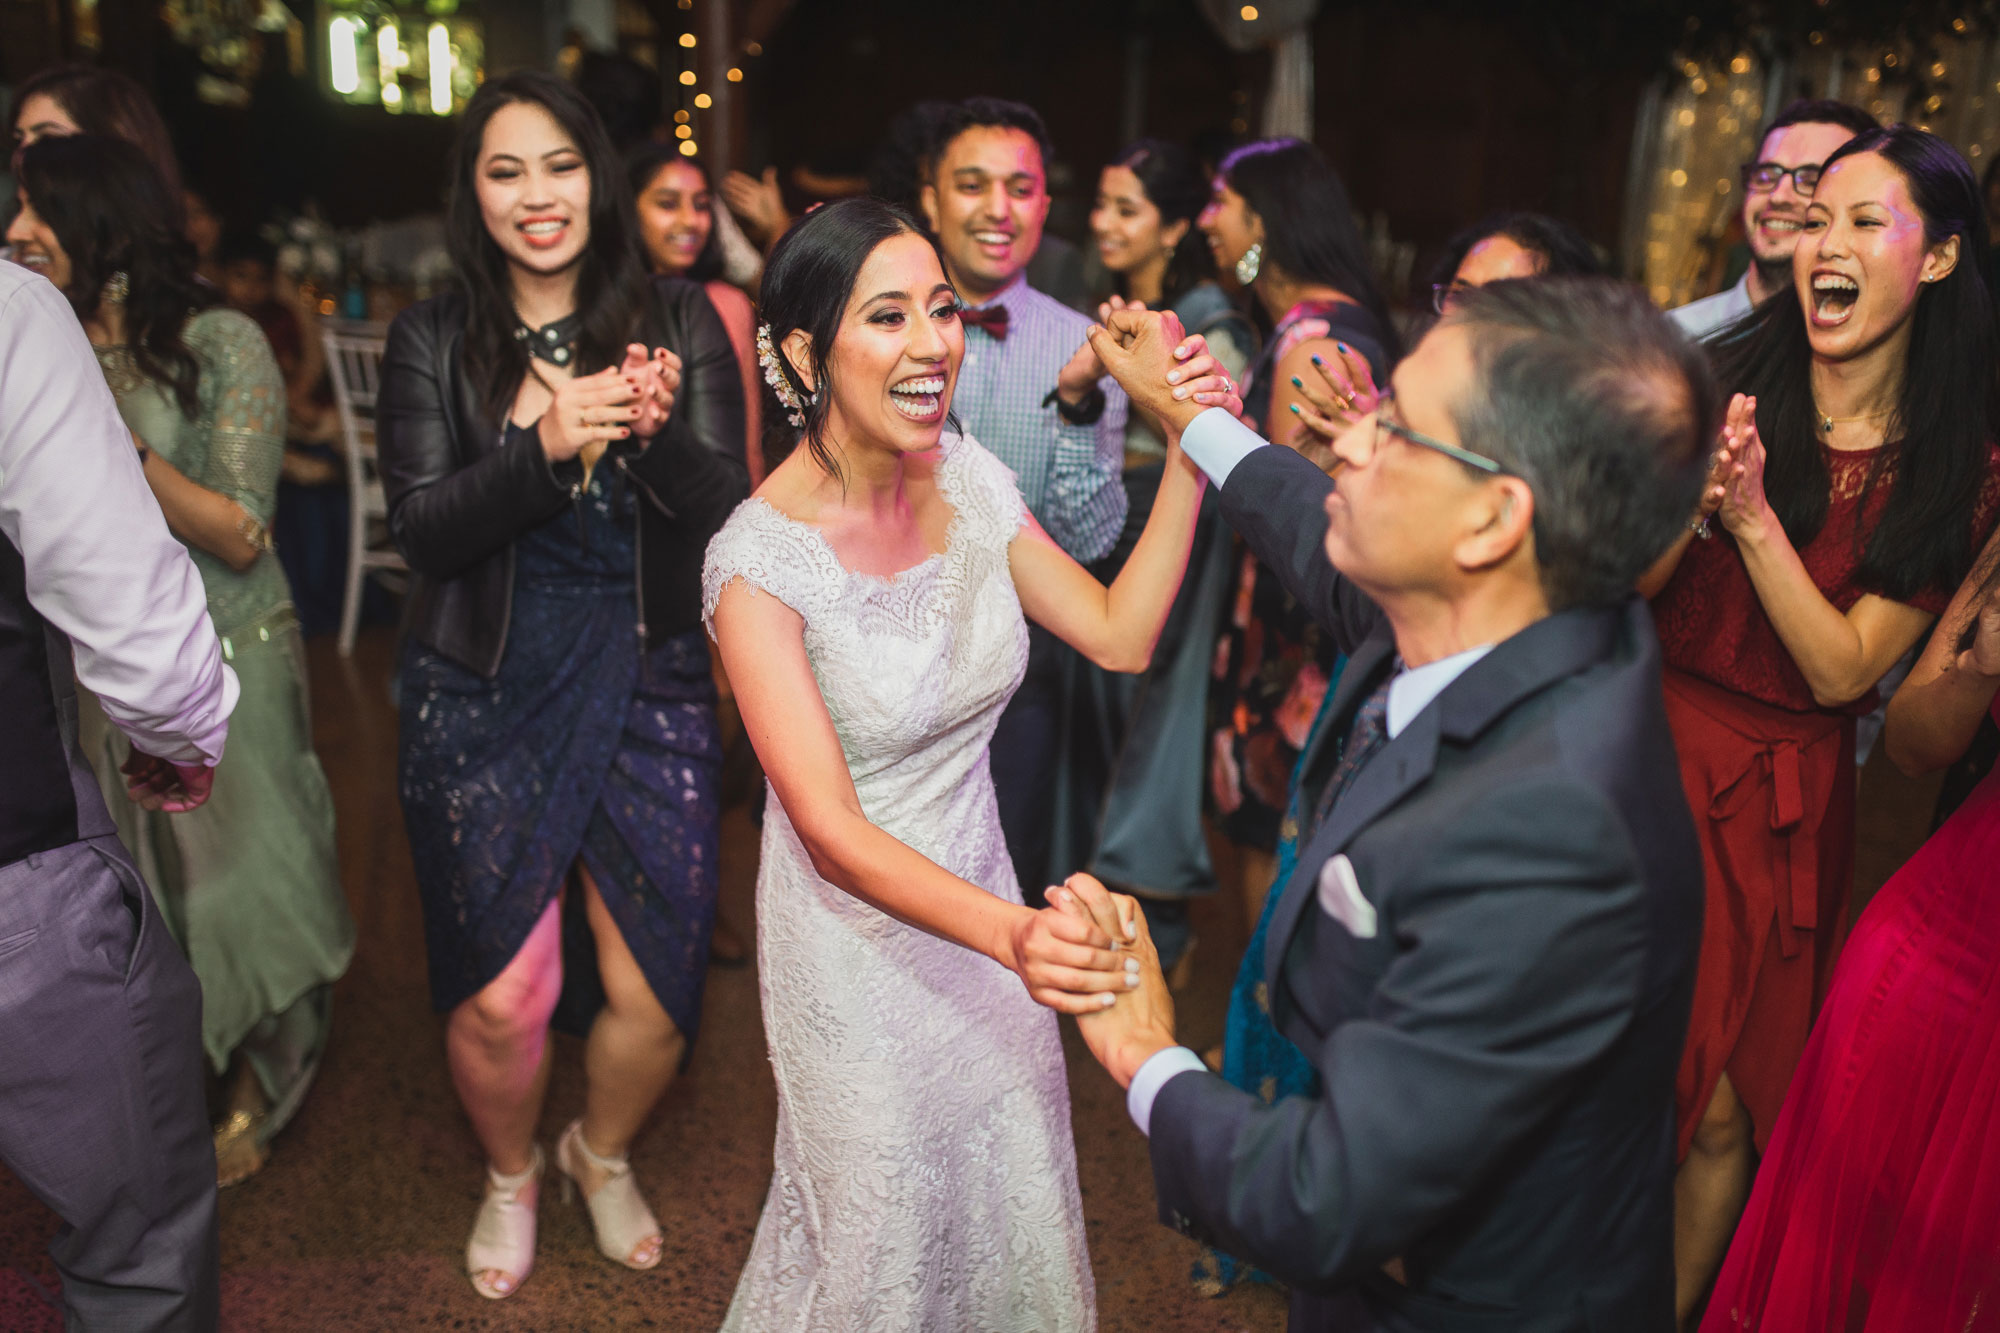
[7,0,1652,282]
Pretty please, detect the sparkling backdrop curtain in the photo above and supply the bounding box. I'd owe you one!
[1629,33,2000,308]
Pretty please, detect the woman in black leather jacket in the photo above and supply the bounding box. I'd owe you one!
[375,71,746,1301]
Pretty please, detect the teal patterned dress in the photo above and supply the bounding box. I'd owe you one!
[85,308,354,1140]
[1192,665,1343,1297]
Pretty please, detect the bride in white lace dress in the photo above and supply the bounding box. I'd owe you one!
[701,199,1236,1331]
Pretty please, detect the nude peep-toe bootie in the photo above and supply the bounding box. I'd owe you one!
[467,1145,542,1299]
[555,1119,663,1270]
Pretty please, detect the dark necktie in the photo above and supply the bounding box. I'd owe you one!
[960,303,1010,341]
[1308,670,1396,838]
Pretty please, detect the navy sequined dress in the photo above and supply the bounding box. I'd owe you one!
[400,431,721,1039]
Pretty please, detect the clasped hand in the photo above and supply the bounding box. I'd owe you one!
[1069,300,1244,427]
[537,344,682,465]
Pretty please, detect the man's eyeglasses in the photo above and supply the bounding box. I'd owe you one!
[1375,393,1510,475]
[1740,162,1823,194]
[1430,282,1471,315]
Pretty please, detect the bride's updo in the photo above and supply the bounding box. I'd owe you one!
[756,196,951,477]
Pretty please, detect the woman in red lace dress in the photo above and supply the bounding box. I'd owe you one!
[1643,126,2000,1324]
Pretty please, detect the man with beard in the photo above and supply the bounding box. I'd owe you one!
[1671,100,1877,340]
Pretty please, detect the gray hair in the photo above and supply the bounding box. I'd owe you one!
[1444,277,1720,610]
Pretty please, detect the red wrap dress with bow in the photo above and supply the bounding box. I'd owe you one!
[1650,438,2000,1157]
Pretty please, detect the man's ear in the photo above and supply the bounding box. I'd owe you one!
[919,182,941,235]
[781,329,816,396]
[1923,232,1961,285]
[1454,476,1536,574]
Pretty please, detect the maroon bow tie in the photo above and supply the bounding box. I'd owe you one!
[960,303,1010,341]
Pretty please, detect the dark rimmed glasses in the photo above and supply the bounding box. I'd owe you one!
[1431,281,1472,315]
[1740,161,1823,194]
[1375,391,1510,475]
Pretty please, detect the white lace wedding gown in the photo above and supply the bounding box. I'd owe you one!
[702,433,1096,1332]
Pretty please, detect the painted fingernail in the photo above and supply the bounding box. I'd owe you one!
[1336,342,1350,354]
[1311,354,1324,366]
[1125,973,1140,988]
[1173,387,1189,399]
[1167,370,1182,383]
[1100,993,1118,1009]
[1125,957,1140,974]
[1290,403,1302,414]
[1125,919,1138,940]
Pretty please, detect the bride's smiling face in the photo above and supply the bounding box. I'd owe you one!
[814,230,964,455]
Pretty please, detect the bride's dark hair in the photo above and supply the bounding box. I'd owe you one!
[757,196,958,480]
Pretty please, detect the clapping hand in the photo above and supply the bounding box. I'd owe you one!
[1284,343,1378,452]
[537,366,644,464]
[120,749,215,812]
[1715,393,1774,540]
[1957,576,2000,679]
[720,167,791,249]
[619,343,682,440]
[1056,873,1178,1089]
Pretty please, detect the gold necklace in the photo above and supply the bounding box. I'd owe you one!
[1816,405,1894,435]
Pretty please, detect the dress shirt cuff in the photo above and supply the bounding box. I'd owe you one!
[1179,408,1266,488]
[1127,1046,1209,1137]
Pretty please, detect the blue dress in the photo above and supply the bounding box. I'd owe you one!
[400,433,721,1040]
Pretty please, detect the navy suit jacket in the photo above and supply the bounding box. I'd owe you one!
[1148,444,1701,1332]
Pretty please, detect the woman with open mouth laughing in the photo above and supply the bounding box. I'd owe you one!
[1640,125,2000,1326]
[704,196,1237,1330]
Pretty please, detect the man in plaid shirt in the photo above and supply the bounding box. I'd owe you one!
[920,97,1129,900]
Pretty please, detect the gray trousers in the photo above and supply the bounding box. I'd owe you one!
[0,835,219,1331]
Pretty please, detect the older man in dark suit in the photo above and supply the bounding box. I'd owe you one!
[1069,278,1717,1331]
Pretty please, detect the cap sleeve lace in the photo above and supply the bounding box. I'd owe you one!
[702,498,842,638]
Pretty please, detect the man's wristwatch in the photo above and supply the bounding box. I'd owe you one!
[1044,384,1106,427]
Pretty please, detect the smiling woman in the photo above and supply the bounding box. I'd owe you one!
[1645,124,2000,1320]
[375,68,749,1304]
[702,196,1230,1330]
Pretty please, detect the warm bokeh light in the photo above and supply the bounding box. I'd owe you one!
[726,67,742,82]
[694,92,712,108]
[680,140,698,156]
[427,23,452,116]
[680,33,696,48]
[679,70,697,85]
[328,18,360,94]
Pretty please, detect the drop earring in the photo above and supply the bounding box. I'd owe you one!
[101,271,130,305]
[1234,242,1262,287]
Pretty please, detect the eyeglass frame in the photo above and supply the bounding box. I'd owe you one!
[1373,391,1511,476]
[1430,281,1472,315]
[1739,161,1823,195]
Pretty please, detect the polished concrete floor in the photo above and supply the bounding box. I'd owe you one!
[1,626,1941,1332]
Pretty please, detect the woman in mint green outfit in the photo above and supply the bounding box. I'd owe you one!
[10,133,354,1187]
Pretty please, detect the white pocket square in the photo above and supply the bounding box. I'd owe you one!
[1316,854,1377,939]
